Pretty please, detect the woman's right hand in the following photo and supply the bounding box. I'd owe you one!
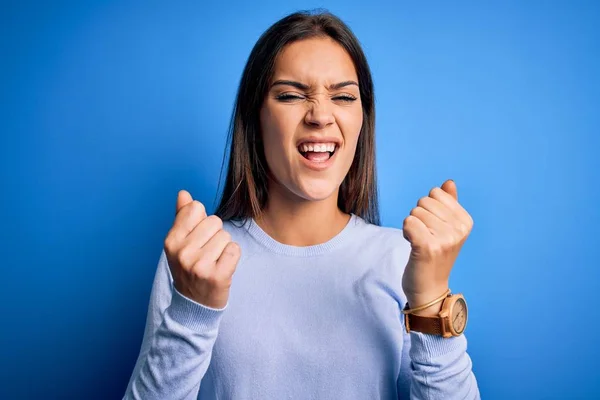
[163,190,241,309]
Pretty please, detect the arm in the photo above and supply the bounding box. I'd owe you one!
[123,251,226,400]
[398,329,480,399]
[397,180,480,398]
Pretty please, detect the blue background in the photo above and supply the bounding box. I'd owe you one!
[2,1,598,399]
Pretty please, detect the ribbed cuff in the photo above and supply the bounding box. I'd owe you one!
[167,287,227,332]
[409,332,467,364]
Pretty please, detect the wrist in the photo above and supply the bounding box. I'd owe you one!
[405,286,449,317]
[410,300,443,316]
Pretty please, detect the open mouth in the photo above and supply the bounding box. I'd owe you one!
[297,143,338,163]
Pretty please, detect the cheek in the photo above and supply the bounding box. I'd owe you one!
[338,107,363,150]
[260,104,299,169]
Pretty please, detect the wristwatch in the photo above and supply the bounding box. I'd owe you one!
[404,294,468,338]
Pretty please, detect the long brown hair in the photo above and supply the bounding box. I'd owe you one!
[215,10,380,225]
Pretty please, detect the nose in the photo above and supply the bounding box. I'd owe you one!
[304,101,335,128]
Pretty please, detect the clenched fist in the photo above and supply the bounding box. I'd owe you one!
[401,179,473,315]
[164,190,241,309]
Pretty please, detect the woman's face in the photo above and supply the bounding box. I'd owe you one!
[260,36,363,203]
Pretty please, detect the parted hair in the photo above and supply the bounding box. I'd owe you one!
[215,10,380,225]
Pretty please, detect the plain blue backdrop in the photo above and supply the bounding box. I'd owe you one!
[1,1,599,399]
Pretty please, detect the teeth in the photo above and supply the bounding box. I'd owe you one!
[299,142,337,153]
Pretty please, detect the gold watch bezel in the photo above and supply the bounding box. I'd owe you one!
[439,294,468,338]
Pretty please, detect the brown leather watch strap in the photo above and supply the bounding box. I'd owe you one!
[407,313,442,335]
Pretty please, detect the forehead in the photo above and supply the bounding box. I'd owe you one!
[273,37,358,84]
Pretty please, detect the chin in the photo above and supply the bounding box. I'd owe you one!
[294,178,340,202]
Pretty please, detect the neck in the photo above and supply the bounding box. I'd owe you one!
[254,181,351,247]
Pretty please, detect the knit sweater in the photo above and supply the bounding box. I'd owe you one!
[124,213,480,399]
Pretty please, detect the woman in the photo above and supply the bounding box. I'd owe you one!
[124,10,480,400]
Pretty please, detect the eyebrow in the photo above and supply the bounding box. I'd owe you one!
[271,80,359,91]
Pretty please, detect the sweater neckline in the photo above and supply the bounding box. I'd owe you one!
[244,213,361,257]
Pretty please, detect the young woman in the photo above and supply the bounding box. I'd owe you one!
[124,11,480,400]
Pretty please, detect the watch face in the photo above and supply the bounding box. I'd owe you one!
[451,297,468,334]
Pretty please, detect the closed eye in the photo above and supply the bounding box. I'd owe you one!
[332,95,357,102]
[275,93,358,103]
[276,93,304,102]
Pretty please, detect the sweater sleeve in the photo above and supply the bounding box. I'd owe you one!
[123,251,226,400]
[382,228,480,399]
[397,326,481,399]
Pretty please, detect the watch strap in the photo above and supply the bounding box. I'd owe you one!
[406,313,442,335]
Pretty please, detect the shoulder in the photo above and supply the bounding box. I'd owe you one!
[352,215,411,256]
[221,218,256,251]
[222,218,249,239]
[351,216,412,303]
[221,218,263,261]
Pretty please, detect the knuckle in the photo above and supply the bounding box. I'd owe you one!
[417,196,428,207]
[429,187,441,197]
[177,246,195,268]
[427,241,443,255]
[164,235,176,253]
[218,275,233,289]
[191,260,211,279]
[185,201,196,213]
[220,230,232,243]
[442,237,455,250]
[194,248,211,264]
[184,201,203,220]
[229,242,241,255]
[190,200,204,212]
[410,206,423,217]
[205,274,222,288]
[225,243,241,260]
[207,215,223,230]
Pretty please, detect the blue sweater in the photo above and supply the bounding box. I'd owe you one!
[124,214,480,399]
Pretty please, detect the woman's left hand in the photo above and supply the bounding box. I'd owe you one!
[401,179,474,316]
